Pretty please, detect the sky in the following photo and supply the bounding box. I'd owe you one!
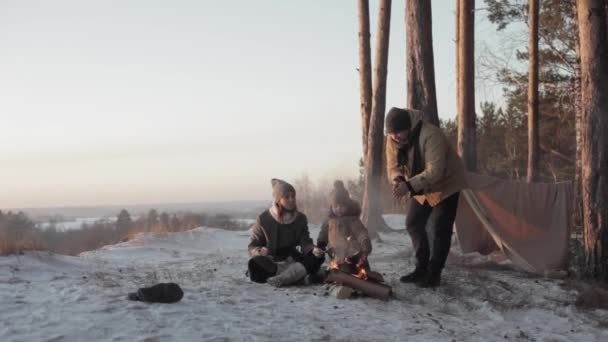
[0,0,510,209]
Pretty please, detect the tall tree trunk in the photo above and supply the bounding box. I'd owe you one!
[457,0,477,171]
[577,0,608,281]
[527,0,540,183]
[363,0,392,239]
[573,1,584,239]
[358,0,373,159]
[406,0,439,125]
[456,0,461,121]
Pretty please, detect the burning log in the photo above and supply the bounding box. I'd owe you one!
[365,270,385,283]
[331,258,383,283]
[326,269,392,300]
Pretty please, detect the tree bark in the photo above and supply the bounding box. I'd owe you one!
[456,0,461,121]
[457,0,477,171]
[527,0,540,183]
[358,0,373,159]
[406,0,439,125]
[577,0,608,281]
[363,0,392,239]
[573,0,584,238]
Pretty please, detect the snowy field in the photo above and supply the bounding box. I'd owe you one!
[1,215,607,341]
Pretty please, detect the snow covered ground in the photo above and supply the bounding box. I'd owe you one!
[1,215,607,341]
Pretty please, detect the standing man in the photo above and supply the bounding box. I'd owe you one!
[385,107,466,288]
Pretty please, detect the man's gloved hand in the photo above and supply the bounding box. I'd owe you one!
[312,247,325,258]
[392,180,410,198]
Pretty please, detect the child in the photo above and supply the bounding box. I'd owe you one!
[317,180,372,276]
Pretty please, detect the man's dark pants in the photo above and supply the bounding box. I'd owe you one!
[405,192,460,273]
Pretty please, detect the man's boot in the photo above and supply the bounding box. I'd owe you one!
[417,264,442,288]
[267,262,307,287]
[399,265,427,283]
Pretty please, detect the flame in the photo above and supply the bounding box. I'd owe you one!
[353,267,368,280]
[328,257,369,281]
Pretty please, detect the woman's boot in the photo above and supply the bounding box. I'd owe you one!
[267,262,307,287]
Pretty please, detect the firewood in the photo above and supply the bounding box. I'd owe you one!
[326,269,392,300]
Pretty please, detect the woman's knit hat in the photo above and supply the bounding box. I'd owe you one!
[271,178,296,201]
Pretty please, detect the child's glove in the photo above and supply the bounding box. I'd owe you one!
[357,253,368,267]
[312,247,325,258]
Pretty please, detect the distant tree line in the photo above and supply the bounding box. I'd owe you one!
[0,209,251,256]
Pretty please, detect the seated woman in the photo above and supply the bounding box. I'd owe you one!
[247,178,325,287]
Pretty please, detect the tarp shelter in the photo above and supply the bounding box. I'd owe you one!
[455,172,572,274]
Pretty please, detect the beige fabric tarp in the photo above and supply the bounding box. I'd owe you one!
[455,172,572,274]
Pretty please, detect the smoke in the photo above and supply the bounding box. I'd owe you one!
[293,174,363,224]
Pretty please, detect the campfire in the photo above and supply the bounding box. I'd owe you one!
[329,258,369,280]
[326,257,392,300]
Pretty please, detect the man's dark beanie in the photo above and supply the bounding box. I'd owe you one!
[385,107,412,133]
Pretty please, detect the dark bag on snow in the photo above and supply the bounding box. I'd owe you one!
[128,282,184,303]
